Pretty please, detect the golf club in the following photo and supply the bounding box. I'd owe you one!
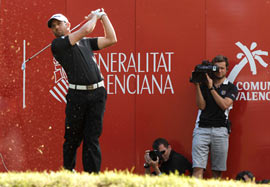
[21,19,87,70]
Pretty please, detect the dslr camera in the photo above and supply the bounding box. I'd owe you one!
[149,150,163,162]
[190,60,219,83]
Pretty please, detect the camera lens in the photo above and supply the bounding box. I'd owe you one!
[149,150,158,161]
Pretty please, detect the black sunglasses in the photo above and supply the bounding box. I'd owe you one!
[160,150,166,155]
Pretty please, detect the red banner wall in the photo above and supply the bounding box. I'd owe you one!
[1,0,270,180]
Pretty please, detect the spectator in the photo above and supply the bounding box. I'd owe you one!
[191,55,238,178]
[236,171,270,184]
[236,170,255,183]
[144,138,192,175]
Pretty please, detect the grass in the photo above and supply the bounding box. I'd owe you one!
[0,170,265,187]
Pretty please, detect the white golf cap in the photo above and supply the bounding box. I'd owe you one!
[48,13,69,28]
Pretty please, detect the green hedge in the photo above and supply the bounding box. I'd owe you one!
[0,170,263,187]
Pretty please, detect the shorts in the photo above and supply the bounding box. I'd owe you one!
[192,126,229,171]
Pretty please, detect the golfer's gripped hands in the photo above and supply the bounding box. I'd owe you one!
[84,11,97,21]
[85,9,106,21]
[93,8,106,19]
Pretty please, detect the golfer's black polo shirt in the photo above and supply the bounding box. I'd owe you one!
[51,35,103,85]
[159,150,192,175]
[198,79,238,128]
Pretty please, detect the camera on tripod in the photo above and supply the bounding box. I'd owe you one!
[190,60,219,83]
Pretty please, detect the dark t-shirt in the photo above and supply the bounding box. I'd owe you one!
[51,36,103,85]
[159,150,192,175]
[199,79,238,127]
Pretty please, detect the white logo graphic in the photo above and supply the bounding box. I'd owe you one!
[228,41,268,83]
[229,42,270,101]
[49,58,68,103]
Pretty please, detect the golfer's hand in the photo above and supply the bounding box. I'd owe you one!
[94,8,107,19]
[85,11,96,21]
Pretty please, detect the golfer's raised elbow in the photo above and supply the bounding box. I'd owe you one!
[110,36,117,45]
[104,38,117,48]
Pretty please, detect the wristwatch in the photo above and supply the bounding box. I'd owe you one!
[144,163,150,168]
[209,87,215,91]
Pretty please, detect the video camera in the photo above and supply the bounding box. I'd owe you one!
[149,150,163,162]
[190,60,219,83]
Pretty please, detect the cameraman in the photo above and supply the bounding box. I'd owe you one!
[192,55,238,179]
[144,138,192,175]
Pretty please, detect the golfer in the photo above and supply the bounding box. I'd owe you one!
[48,9,117,173]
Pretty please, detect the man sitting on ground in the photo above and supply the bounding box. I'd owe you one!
[144,138,192,175]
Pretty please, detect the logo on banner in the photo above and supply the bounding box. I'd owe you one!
[228,42,270,101]
[49,52,175,102]
[49,58,68,103]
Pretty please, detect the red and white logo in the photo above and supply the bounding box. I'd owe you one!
[49,58,68,103]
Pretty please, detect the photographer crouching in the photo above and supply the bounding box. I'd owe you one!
[190,55,238,179]
[144,138,192,175]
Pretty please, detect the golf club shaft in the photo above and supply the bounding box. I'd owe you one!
[21,19,87,70]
